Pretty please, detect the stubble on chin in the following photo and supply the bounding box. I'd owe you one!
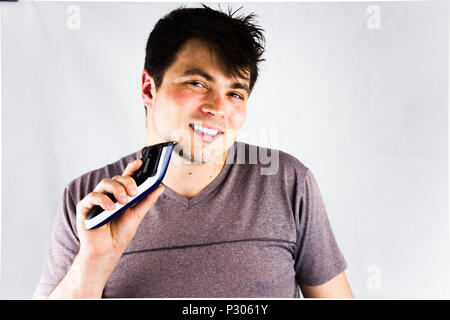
[168,128,236,165]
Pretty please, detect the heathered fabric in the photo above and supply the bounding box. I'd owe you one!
[35,141,347,298]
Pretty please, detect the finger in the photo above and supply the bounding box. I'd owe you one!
[112,175,138,197]
[93,178,129,205]
[76,192,116,218]
[122,159,143,177]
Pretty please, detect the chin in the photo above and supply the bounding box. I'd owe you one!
[192,146,225,164]
[172,141,226,165]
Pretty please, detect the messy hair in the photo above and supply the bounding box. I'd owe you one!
[144,4,266,93]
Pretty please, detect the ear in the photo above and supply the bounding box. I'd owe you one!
[142,70,156,109]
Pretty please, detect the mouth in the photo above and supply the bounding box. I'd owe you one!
[188,123,223,142]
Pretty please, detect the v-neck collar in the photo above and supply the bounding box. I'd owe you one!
[159,142,236,208]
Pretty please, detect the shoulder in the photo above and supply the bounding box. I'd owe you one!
[229,141,313,196]
[65,148,142,203]
[232,141,310,178]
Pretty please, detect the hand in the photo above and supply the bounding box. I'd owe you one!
[75,159,165,260]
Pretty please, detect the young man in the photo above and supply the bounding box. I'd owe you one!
[34,6,352,298]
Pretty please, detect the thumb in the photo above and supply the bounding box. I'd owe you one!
[122,159,143,177]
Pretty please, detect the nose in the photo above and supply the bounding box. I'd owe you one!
[200,91,226,118]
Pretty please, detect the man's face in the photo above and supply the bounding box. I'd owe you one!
[142,38,250,164]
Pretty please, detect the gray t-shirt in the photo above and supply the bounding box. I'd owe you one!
[35,141,347,298]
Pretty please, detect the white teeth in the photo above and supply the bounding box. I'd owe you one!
[192,124,220,136]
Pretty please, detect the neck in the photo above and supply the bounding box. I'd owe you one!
[161,150,227,199]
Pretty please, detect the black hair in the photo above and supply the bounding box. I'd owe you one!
[144,4,265,93]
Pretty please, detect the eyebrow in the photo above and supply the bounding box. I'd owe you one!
[182,68,250,95]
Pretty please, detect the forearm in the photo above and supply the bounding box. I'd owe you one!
[47,251,120,299]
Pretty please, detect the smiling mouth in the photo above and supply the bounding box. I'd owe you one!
[188,123,223,137]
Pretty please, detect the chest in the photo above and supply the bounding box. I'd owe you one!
[103,186,299,297]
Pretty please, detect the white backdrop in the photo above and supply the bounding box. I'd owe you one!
[0,1,448,298]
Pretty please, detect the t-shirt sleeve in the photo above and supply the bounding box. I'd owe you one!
[293,169,347,286]
[34,185,80,296]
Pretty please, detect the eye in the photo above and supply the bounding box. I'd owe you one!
[188,81,206,88]
[229,92,244,100]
